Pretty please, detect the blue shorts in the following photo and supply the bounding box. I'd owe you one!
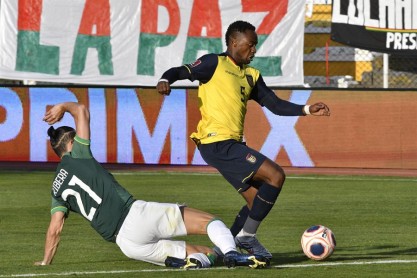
[198,140,267,192]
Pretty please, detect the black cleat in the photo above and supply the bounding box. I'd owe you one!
[235,236,273,259]
[165,256,202,269]
[223,251,269,269]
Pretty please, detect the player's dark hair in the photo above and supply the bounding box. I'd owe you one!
[47,126,76,158]
[225,20,256,46]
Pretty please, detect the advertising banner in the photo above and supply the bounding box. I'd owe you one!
[1,87,417,169]
[331,0,417,55]
[0,0,305,86]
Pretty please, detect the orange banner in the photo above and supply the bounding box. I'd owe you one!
[1,87,416,169]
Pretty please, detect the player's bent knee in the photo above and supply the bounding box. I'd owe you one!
[258,159,286,187]
[270,169,285,188]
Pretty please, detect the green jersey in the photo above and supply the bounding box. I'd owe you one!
[50,135,134,242]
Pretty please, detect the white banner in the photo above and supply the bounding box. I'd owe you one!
[0,0,305,86]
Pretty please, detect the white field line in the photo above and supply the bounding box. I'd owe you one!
[2,259,417,277]
[277,259,417,268]
[112,171,417,182]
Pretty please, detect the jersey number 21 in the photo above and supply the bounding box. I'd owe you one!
[62,175,103,221]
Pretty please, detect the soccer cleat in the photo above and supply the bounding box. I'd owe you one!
[223,250,268,269]
[165,256,189,268]
[235,236,273,259]
[165,253,212,269]
[165,256,201,269]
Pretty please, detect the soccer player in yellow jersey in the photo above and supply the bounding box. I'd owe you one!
[157,20,330,260]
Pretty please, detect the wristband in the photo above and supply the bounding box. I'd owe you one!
[303,105,311,115]
[158,78,169,83]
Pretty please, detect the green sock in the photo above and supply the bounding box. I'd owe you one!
[206,253,216,266]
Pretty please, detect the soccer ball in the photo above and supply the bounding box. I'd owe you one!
[301,225,336,260]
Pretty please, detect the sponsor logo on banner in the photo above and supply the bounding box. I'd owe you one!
[0,87,315,167]
[4,87,417,170]
[331,0,417,55]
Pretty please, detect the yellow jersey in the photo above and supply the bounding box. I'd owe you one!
[160,52,305,145]
[186,54,259,144]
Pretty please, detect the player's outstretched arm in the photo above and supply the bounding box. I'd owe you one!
[34,211,66,266]
[308,102,331,116]
[43,102,90,140]
[157,80,172,96]
[157,65,193,96]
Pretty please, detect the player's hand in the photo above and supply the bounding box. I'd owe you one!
[43,104,65,125]
[157,80,171,96]
[309,102,330,116]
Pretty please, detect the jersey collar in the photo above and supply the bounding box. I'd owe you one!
[224,51,244,69]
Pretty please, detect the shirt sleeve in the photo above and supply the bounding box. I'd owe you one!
[160,54,218,84]
[51,197,69,216]
[184,54,218,83]
[160,66,191,84]
[250,75,305,116]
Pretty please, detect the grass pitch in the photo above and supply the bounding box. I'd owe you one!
[0,169,417,277]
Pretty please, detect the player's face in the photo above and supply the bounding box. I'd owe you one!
[230,30,257,66]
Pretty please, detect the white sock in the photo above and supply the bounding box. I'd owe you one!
[187,253,212,268]
[207,219,236,254]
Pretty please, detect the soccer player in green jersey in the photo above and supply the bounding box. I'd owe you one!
[157,20,330,260]
[34,102,268,269]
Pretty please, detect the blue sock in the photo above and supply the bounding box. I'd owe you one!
[244,183,281,234]
[230,205,250,237]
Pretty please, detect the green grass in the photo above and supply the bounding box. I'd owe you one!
[1,170,417,277]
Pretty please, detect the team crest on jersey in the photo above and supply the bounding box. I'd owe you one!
[246,153,256,164]
[190,59,202,68]
[245,75,254,87]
